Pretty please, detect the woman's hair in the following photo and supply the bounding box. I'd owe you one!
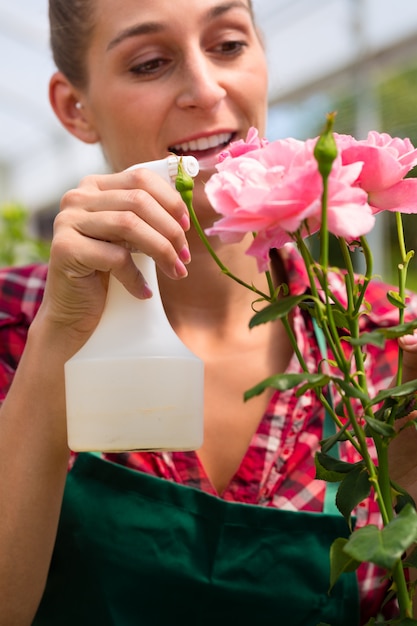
[49,0,255,89]
[49,0,96,88]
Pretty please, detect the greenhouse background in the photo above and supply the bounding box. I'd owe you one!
[1,0,417,277]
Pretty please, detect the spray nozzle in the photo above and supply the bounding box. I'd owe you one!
[125,156,199,185]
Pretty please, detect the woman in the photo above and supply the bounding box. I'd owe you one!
[1,0,417,624]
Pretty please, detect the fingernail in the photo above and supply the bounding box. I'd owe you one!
[179,245,191,264]
[141,283,153,299]
[180,213,190,231]
[174,258,188,278]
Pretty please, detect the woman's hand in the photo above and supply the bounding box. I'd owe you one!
[39,166,191,346]
[399,331,417,384]
[388,331,417,496]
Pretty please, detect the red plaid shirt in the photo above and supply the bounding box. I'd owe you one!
[1,247,416,624]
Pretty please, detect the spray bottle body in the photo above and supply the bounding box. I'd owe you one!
[64,156,204,452]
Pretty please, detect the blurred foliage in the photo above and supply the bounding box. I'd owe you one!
[303,62,417,289]
[307,64,417,146]
[379,65,417,147]
[0,202,50,267]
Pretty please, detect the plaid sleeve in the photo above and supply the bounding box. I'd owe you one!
[0,263,47,403]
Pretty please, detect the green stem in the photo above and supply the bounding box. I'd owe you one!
[396,211,408,263]
[296,235,347,371]
[338,235,397,521]
[315,179,352,376]
[388,215,414,618]
[352,237,373,317]
[182,193,271,302]
[177,155,414,620]
[394,559,413,619]
[395,212,408,388]
[265,269,275,299]
[281,316,308,372]
[373,436,394,525]
[320,391,362,454]
[319,177,330,270]
[344,396,390,522]
[314,170,412,614]
[294,233,346,373]
[339,238,355,315]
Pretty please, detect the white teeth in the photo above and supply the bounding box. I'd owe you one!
[170,133,232,153]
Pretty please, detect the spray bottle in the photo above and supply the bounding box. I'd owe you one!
[64,156,204,452]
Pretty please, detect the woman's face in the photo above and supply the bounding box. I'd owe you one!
[82,0,268,175]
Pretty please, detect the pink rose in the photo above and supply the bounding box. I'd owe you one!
[218,127,269,162]
[337,131,417,214]
[206,129,374,271]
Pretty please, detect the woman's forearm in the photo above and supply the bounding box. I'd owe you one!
[0,316,71,625]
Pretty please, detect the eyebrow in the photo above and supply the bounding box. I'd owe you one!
[106,1,251,52]
[107,22,164,52]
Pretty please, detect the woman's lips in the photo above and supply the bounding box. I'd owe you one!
[169,132,233,153]
[168,132,235,169]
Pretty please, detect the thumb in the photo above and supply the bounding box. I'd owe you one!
[399,330,417,383]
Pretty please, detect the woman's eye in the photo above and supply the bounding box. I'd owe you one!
[216,40,247,56]
[130,57,169,76]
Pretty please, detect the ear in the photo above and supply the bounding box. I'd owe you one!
[49,72,100,144]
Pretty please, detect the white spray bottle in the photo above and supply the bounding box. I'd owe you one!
[64,155,204,452]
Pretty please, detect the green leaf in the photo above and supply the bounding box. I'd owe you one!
[249,295,316,328]
[373,392,417,423]
[363,416,396,438]
[329,537,361,591]
[336,464,371,529]
[392,481,416,514]
[349,330,386,348]
[333,377,370,402]
[343,504,417,570]
[244,372,329,401]
[387,290,407,309]
[315,455,346,483]
[367,381,417,409]
[392,396,417,421]
[405,250,415,264]
[320,422,350,453]
[330,309,350,329]
[316,451,361,475]
[382,318,417,338]
[348,318,417,347]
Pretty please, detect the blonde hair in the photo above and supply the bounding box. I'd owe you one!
[49,0,95,88]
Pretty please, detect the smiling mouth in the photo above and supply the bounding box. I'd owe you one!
[168,132,234,156]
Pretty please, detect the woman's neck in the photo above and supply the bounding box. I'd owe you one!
[157,232,281,332]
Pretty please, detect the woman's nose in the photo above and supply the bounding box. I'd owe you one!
[175,52,227,111]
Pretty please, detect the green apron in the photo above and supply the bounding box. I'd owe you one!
[34,322,359,625]
[33,451,359,626]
